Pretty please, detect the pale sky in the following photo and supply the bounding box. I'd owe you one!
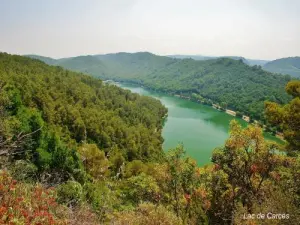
[0,0,299,60]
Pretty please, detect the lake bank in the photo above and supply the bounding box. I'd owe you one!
[116,82,284,166]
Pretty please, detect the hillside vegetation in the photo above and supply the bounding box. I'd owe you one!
[0,52,167,169]
[263,56,300,78]
[28,52,292,121]
[1,53,300,224]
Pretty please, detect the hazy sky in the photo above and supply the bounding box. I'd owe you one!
[1,0,299,60]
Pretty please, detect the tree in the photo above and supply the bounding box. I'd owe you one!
[264,80,300,223]
[165,145,208,224]
[77,144,109,179]
[210,120,284,224]
[265,80,300,154]
[166,145,185,217]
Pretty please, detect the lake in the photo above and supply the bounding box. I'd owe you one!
[117,82,282,166]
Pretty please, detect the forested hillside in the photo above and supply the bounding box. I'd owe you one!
[27,52,292,121]
[1,53,300,224]
[0,52,167,169]
[263,56,300,78]
[142,57,292,120]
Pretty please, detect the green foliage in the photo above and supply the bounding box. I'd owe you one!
[77,144,110,179]
[112,202,183,225]
[265,80,300,153]
[0,52,167,177]
[165,145,208,224]
[83,181,120,223]
[211,120,285,222]
[2,52,300,224]
[141,58,291,120]
[207,116,300,224]
[57,180,83,206]
[109,150,125,176]
[124,160,146,177]
[29,53,291,121]
[8,160,38,181]
[121,173,160,206]
[286,80,300,97]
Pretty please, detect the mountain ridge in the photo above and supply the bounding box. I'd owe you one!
[25,52,293,120]
[167,54,270,66]
[263,56,300,78]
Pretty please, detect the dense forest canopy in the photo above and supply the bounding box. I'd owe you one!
[0,52,167,172]
[0,53,300,224]
[27,52,293,121]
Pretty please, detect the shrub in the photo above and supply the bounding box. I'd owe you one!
[83,181,119,223]
[122,173,160,205]
[9,160,38,181]
[112,202,182,225]
[0,170,67,224]
[124,160,146,177]
[77,144,110,179]
[56,180,83,206]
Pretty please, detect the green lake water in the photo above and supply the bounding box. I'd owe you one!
[118,83,283,166]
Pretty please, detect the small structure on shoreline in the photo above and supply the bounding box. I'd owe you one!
[174,94,191,100]
[276,131,284,140]
[226,109,236,116]
[212,104,222,110]
[242,115,250,122]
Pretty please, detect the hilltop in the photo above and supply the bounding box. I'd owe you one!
[263,56,300,78]
[167,54,269,66]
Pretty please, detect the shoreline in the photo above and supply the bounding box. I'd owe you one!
[106,79,285,144]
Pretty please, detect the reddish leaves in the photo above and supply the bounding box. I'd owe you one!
[0,171,66,225]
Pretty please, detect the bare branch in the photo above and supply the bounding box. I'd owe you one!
[0,127,43,157]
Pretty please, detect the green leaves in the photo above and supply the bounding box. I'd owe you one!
[57,180,83,206]
[122,173,160,205]
[265,80,300,153]
[0,53,167,181]
[286,80,300,97]
[31,53,291,121]
[77,144,110,179]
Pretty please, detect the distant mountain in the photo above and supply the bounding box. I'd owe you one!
[263,57,300,78]
[245,59,270,66]
[167,55,269,66]
[55,55,108,75]
[27,52,178,80]
[25,54,58,65]
[94,52,177,79]
[167,55,215,61]
[26,52,291,121]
